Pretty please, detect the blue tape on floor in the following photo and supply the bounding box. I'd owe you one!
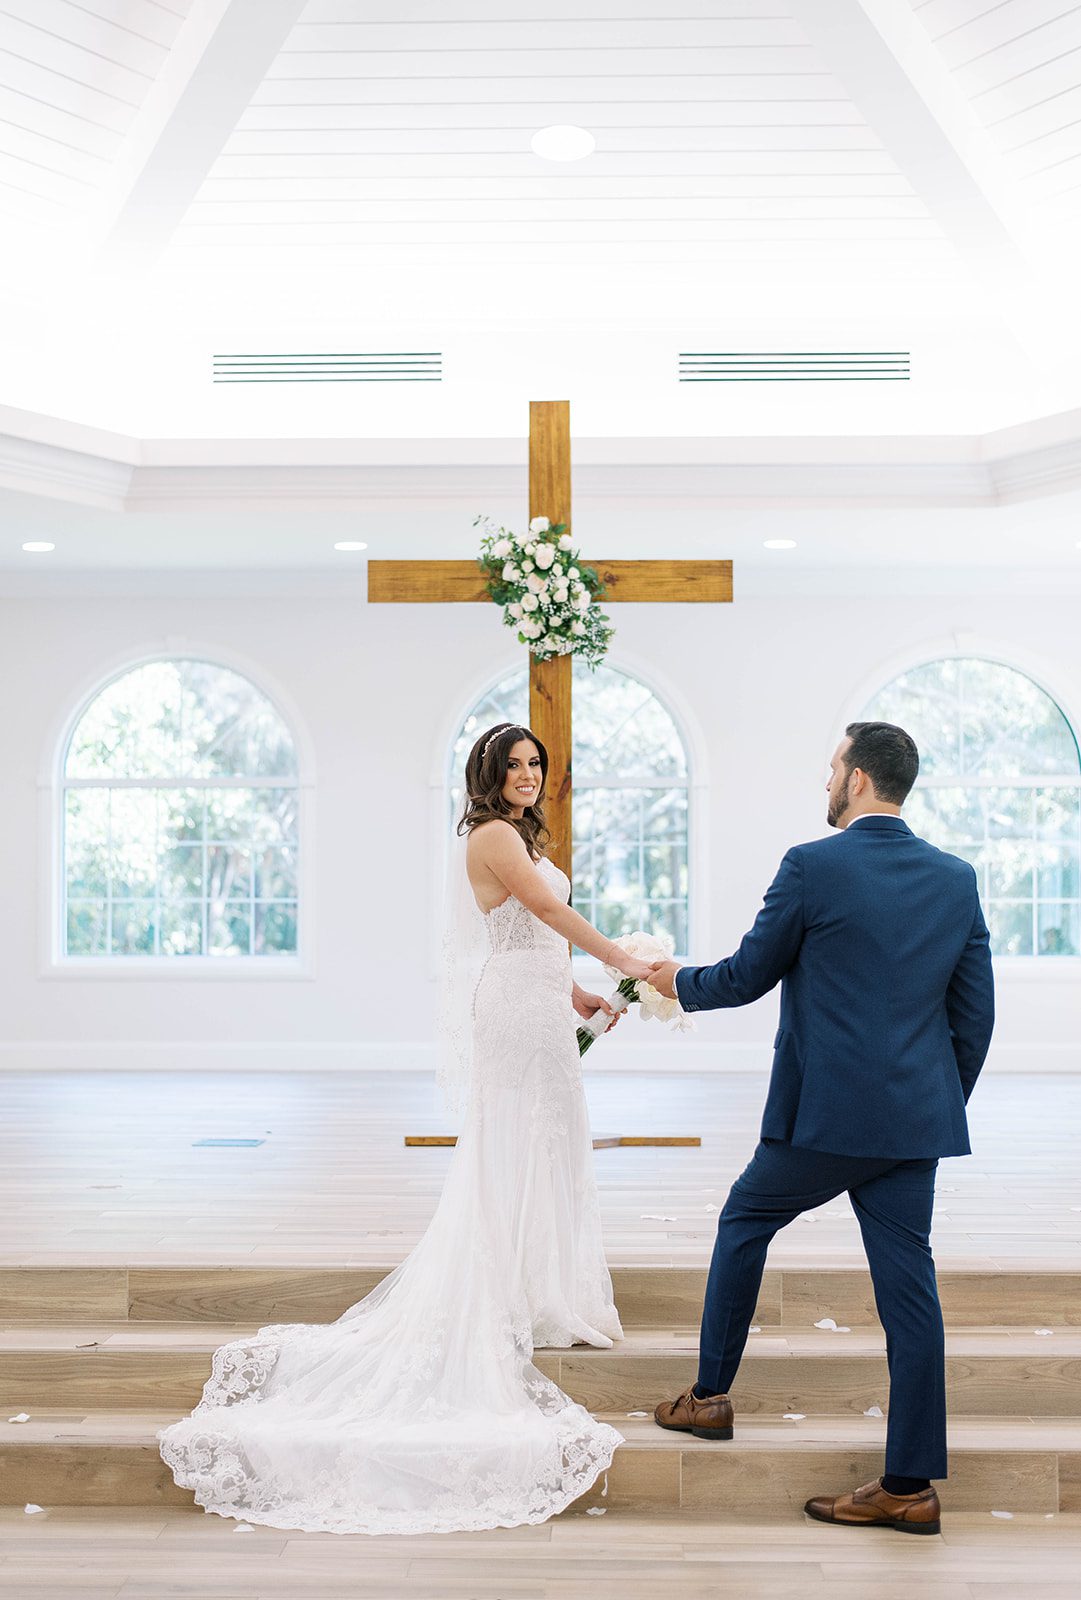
[192,1138,266,1147]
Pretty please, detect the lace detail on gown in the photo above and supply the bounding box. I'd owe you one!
[158,856,623,1535]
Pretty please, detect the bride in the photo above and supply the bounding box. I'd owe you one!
[158,720,655,1535]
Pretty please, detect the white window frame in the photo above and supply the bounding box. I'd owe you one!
[843,639,1081,975]
[39,647,316,981]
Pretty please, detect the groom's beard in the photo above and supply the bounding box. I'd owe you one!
[827,780,852,830]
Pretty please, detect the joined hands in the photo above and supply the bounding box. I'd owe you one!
[646,959,682,1001]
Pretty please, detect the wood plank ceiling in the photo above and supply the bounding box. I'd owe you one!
[909,0,1081,227]
[178,0,951,274]
[0,0,194,230]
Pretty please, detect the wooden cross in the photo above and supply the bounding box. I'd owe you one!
[369,400,732,881]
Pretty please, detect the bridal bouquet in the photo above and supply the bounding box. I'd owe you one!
[577,931,694,1056]
[474,513,614,667]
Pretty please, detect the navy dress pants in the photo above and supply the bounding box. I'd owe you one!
[697,1138,946,1479]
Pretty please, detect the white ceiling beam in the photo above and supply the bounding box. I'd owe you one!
[95,0,308,267]
[784,0,1029,282]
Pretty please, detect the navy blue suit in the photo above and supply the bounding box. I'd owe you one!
[675,815,994,1478]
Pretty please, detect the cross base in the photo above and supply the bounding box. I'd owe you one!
[404,1135,701,1149]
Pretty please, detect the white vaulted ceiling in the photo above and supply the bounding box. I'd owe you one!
[177,1,948,273]
[909,0,1081,232]
[0,0,195,229]
[0,0,1080,445]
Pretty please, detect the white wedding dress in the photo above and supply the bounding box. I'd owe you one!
[157,856,624,1535]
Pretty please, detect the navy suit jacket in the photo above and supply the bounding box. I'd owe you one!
[675,815,995,1158]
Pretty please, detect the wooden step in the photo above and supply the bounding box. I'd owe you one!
[1,1411,1077,1517]
[2,1263,1079,1329]
[3,1324,1079,1417]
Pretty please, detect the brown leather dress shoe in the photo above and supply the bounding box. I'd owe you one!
[654,1386,734,1440]
[804,1478,941,1535]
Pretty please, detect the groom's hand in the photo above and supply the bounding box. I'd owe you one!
[648,960,682,1000]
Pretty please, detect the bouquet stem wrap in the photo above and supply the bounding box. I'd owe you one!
[576,979,637,1055]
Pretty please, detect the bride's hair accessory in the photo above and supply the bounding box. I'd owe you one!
[482,724,523,760]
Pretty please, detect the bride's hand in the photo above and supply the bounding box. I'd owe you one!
[612,951,655,982]
[572,987,620,1029]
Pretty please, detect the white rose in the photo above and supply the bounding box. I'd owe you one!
[529,516,550,534]
[523,618,542,638]
[492,538,512,559]
[572,620,586,636]
[575,590,591,611]
[521,592,539,612]
[552,562,563,576]
[534,544,555,570]
[502,562,519,582]
[558,533,574,552]
[525,542,536,556]
[522,559,534,573]
[554,585,569,602]
[568,566,580,580]
[508,602,523,619]
[527,573,545,593]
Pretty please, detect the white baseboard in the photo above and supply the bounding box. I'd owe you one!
[0,1042,1078,1072]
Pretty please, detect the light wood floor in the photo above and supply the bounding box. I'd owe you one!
[0,1071,1078,1270]
[1,1507,1079,1599]
[2,1070,1079,1594]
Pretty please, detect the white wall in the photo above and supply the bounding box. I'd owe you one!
[1,576,1079,1071]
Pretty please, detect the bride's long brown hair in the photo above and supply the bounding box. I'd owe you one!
[457,722,552,859]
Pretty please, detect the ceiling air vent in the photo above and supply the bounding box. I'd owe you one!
[212,352,442,383]
[679,351,910,382]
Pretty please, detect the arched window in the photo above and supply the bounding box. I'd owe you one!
[450,662,691,955]
[62,660,300,959]
[862,658,1081,957]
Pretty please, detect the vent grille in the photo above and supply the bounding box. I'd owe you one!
[679,352,910,382]
[212,352,442,384]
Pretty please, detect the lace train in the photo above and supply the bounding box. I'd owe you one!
[158,858,624,1535]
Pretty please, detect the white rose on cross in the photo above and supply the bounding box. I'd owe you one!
[529,516,550,534]
[533,544,555,570]
[520,593,540,612]
[558,533,574,552]
[492,538,512,559]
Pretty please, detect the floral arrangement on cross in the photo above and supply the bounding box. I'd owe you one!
[474,514,614,667]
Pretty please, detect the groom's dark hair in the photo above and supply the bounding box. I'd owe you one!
[843,721,919,804]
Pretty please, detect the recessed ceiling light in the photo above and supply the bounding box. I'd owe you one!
[763,538,797,550]
[334,541,368,552]
[22,541,55,553]
[531,125,596,162]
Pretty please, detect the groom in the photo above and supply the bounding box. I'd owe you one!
[647,721,994,1535]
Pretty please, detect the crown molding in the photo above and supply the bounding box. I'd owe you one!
[3,405,1081,512]
[0,430,134,510]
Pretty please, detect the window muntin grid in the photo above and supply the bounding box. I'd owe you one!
[63,661,300,959]
[862,659,1081,957]
[449,663,691,957]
